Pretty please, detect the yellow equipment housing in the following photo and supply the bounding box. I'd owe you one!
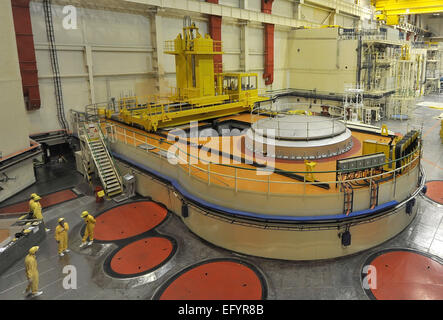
[362,140,393,171]
[105,20,267,132]
[363,130,420,172]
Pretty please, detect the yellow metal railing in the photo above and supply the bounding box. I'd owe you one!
[164,40,223,54]
[105,121,421,196]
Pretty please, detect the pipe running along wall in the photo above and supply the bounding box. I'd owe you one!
[262,0,274,86]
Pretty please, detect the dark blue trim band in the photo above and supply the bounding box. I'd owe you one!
[112,151,398,222]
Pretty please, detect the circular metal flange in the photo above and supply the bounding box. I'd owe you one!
[246,115,353,160]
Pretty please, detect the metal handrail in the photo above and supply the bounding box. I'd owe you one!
[81,123,117,191]
[96,123,123,187]
[106,122,421,188]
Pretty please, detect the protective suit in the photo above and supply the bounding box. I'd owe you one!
[55,219,69,254]
[29,194,36,213]
[24,247,40,295]
[32,197,43,220]
[81,212,96,244]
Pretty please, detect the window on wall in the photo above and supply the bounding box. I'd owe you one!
[241,76,257,90]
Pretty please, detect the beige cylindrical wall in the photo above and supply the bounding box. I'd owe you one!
[114,156,419,260]
[111,140,420,217]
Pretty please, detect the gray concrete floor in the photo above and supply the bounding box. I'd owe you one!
[0,96,442,300]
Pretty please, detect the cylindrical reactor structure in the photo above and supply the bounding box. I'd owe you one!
[245,115,353,160]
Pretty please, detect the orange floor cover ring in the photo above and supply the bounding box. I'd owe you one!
[362,249,443,300]
[424,181,443,204]
[155,259,267,300]
[94,201,167,241]
[109,236,175,277]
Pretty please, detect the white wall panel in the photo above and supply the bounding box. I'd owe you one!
[248,0,261,12]
[92,51,152,74]
[274,30,288,69]
[221,22,241,51]
[272,0,294,19]
[28,2,156,132]
[219,0,241,8]
[82,9,152,46]
[248,26,264,52]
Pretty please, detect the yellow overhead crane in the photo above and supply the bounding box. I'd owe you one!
[373,0,443,25]
[102,18,267,132]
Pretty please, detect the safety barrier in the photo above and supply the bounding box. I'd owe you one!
[104,121,421,198]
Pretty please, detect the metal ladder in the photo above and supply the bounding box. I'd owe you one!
[343,182,354,216]
[82,124,123,197]
[369,180,379,209]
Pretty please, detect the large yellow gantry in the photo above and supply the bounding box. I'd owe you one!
[373,0,443,25]
[104,19,267,132]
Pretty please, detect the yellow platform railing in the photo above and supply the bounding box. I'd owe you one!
[104,121,422,197]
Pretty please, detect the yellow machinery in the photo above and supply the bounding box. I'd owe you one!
[362,129,420,171]
[373,0,443,25]
[104,18,267,132]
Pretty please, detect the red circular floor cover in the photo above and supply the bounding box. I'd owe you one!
[110,237,173,275]
[425,181,443,204]
[94,201,167,241]
[367,251,443,300]
[159,260,264,300]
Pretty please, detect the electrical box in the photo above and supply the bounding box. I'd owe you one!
[123,174,136,198]
[337,153,386,171]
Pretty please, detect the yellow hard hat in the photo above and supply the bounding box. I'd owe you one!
[58,218,65,223]
[30,193,37,199]
[29,246,39,254]
[33,195,41,201]
[81,211,89,218]
[23,229,32,234]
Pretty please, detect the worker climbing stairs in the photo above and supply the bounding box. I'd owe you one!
[78,123,123,197]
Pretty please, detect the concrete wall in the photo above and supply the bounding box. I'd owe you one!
[0,0,35,203]
[29,2,156,133]
[25,0,367,133]
[0,1,32,156]
[288,28,358,93]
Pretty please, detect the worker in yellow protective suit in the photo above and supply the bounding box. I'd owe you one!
[31,195,43,220]
[79,211,96,248]
[27,193,37,220]
[55,218,70,256]
[29,193,37,212]
[31,195,50,232]
[24,246,43,298]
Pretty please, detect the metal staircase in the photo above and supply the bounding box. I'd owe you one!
[79,123,123,197]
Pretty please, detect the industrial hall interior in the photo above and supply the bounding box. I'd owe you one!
[1,0,443,302]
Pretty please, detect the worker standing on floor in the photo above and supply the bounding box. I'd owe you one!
[24,246,43,298]
[28,193,37,220]
[31,195,50,232]
[80,211,96,248]
[55,218,70,257]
